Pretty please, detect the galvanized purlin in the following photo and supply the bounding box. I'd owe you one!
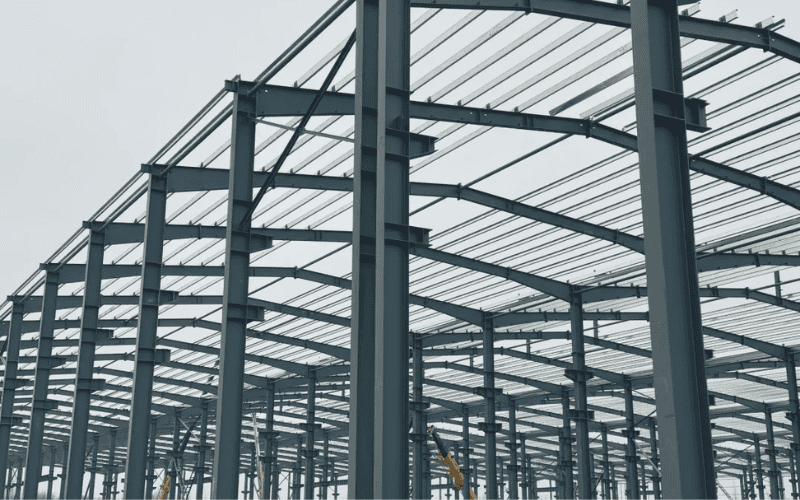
[22,268,59,500]
[371,0,412,498]
[630,0,715,498]
[65,226,106,500]
[124,169,168,500]
[0,300,24,500]
[348,1,379,498]
[212,78,257,500]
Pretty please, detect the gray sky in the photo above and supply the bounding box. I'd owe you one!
[0,0,798,297]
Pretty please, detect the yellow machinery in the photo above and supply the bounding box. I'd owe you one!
[428,426,478,500]
[157,476,171,500]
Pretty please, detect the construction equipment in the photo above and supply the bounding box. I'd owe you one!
[253,414,265,499]
[428,426,478,500]
[157,476,171,500]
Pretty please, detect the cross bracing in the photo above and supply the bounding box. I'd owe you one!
[2,0,800,499]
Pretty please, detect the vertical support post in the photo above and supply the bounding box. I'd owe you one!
[350,0,379,497]
[568,296,592,500]
[294,435,303,500]
[305,371,317,500]
[482,314,500,500]
[630,0,714,497]
[65,224,106,500]
[146,416,158,500]
[23,267,60,500]
[639,460,647,499]
[124,160,170,496]
[212,79,258,500]
[500,457,505,500]
[790,453,798,500]
[47,445,55,500]
[372,1,412,497]
[107,429,118,500]
[0,300,24,500]
[455,445,461,500]
[170,410,181,500]
[261,389,274,500]
[623,380,639,499]
[4,461,11,500]
[507,401,520,500]
[610,464,618,500]
[472,459,478,499]
[271,453,280,500]
[521,435,528,500]
[322,432,329,500]
[766,410,780,500]
[463,407,471,500]
[529,456,537,500]
[89,433,100,499]
[755,436,765,500]
[785,354,800,499]
[748,454,756,500]
[413,332,427,500]
[602,426,611,500]
[197,402,209,500]
[59,440,67,500]
[14,462,21,500]
[250,445,256,500]
[560,389,575,499]
[648,418,660,500]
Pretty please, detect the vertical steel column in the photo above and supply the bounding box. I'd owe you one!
[349,0,379,497]
[294,435,304,500]
[602,427,611,500]
[170,410,181,500]
[413,332,427,500]
[263,386,275,500]
[59,440,67,500]
[271,452,280,500]
[322,432,329,500]
[106,429,118,500]
[124,164,168,499]
[755,437,766,500]
[197,402,209,500]
[648,418,660,500]
[507,401,520,500]
[47,445,55,500]
[146,416,158,500]
[500,457,505,500]
[639,461,647,499]
[560,389,575,499]
[65,224,106,500]
[23,267,60,500]
[623,380,639,499]
[89,433,100,499]
[304,372,317,500]
[630,0,714,497]
[4,462,10,500]
[790,454,798,500]
[463,408,471,500]
[482,315,500,500]
[13,462,21,500]
[0,300,24,500]
[472,459,478,499]
[249,446,256,500]
[521,435,528,500]
[372,1,412,497]
[212,79,257,500]
[749,454,756,500]
[766,410,780,500]
[529,457,537,500]
[786,354,800,499]
[568,297,592,500]
[610,464,618,500]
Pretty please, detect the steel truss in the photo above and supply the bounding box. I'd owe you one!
[2,0,800,499]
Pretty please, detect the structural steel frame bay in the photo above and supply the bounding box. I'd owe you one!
[2,0,800,498]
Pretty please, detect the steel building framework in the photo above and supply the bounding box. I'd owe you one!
[2,0,800,499]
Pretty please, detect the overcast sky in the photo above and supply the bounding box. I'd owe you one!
[0,0,798,296]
